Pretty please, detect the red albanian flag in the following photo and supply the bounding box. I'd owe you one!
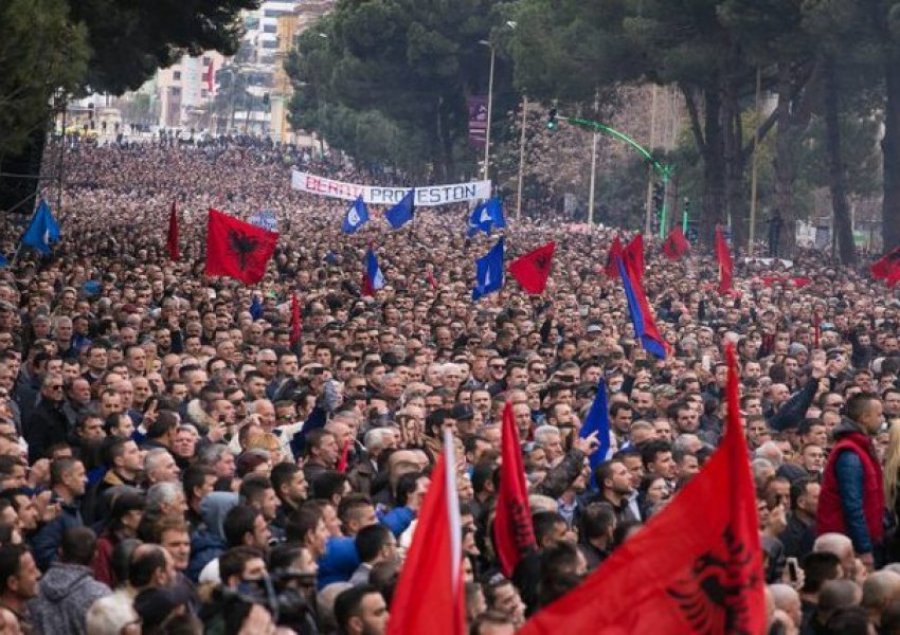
[205,208,278,285]
[518,344,765,635]
[290,292,301,346]
[715,225,734,295]
[493,402,537,577]
[166,201,179,261]
[871,246,900,287]
[508,241,555,295]
[604,236,624,278]
[662,227,690,260]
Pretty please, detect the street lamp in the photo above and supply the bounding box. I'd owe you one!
[478,40,495,182]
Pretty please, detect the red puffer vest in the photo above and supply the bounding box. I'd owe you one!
[817,430,884,545]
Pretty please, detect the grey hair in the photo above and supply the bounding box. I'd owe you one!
[533,425,561,448]
[145,481,182,513]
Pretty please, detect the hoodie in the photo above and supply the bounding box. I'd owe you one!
[29,562,111,635]
[187,492,238,582]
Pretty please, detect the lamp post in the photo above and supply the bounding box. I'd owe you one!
[479,40,495,181]
[516,95,528,220]
[587,91,600,227]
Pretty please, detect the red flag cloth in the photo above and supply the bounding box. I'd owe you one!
[206,60,215,92]
[871,246,900,287]
[493,402,537,577]
[624,233,645,280]
[508,241,556,295]
[604,236,624,277]
[518,345,765,635]
[427,269,438,290]
[290,293,301,346]
[388,435,465,635]
[205,208,278,285]
[336,438,351,473]
[661,227,690,260]
[166,201,179,261]
[715,225,733,294]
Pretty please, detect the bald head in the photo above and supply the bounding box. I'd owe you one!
[818,579,862,622]
[814,532,855,576]
[862,571,900,617]
[769,584,802,627]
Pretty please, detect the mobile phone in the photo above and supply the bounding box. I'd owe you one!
[786,557,799,583]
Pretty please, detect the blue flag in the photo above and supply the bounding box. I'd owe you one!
[342,195,370,234]
[467,197,506,237]
[249,295,263,320]
[21,200,60,254]
[385,189,415,229]
[580,378,611,488]
[472,238,505,301]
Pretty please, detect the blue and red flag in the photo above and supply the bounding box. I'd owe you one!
[616,256,666,359]
[362,247,385,296]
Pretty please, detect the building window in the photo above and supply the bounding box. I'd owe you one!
[263,23,277,33]
[202,89,209,99]
[202,56,211,65]
[262,39,279,49]
[173,71,182,81]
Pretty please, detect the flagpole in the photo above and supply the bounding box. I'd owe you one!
[588,89,600,228]
[516,95,528,220]
[483,43,496,181]
[588,132,599,227]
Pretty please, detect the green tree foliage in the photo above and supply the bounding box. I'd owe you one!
[68,0,258,94]
[0,0,88,159]
[0,0,258,212]
[285,0,513,179]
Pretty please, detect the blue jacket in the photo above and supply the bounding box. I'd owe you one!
[317,536,359,588]
[835,450,872,554]
[30,501,82,571]
[379,506,415,537]
[187,529,226,583]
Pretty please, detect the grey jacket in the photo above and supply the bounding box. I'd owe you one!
[29,562,111,635]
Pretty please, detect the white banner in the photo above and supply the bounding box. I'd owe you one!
[291,170,491,207]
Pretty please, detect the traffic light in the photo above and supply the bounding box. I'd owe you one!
[547,108,558,130]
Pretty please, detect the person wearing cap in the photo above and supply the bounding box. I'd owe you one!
[133,583,193,632]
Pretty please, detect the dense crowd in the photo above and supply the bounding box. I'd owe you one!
[0,137,895,634]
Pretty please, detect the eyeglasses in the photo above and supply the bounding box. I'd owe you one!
[490,364,506,370]
[258,360,276,365]
[49,385,63,391]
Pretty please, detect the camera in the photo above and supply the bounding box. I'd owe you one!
[209,571,318,634]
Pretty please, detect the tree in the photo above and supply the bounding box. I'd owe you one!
[285,0,515,180]
[0,0,88,212]
[0,0,258,213]
[508,0,779,247]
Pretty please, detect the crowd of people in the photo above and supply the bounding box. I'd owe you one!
[0,136,895,634]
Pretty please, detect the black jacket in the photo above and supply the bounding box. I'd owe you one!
[25,398,68,462]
